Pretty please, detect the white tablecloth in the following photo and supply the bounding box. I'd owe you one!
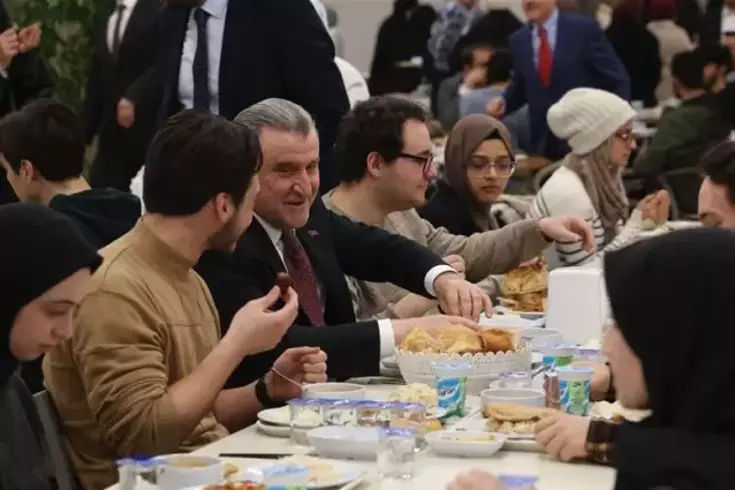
[105,385,616,489]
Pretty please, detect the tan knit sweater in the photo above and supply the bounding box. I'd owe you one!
[323,193,549,320]
[43,221,228,490]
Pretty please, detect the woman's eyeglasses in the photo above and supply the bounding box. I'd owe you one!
[614,130,635,143]
[399,152,435,173]
[466,156,516,177]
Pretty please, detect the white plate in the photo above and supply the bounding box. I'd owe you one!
[493,306,545,319]
[480,315,544,329]
[256,420,291,438]
[425,430,506,457]
[237,460,365,490]
[257,406,291,426]
[452,418,537,441]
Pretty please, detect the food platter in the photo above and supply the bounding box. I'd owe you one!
[235,458,365,490]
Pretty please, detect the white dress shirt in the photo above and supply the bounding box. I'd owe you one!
[107,0,139,52]
[178,0,227,114]
[253,215,454,359]
[722,7,735,39]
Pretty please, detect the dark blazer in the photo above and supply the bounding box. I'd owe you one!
[195,199,446,388]
[84,0,160,190]
[0,0,53,205]
[606,21,661,108]
[127,0,349,192]
[504,12,630,160]
[700,2,723,47]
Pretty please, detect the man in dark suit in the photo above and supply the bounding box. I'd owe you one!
[196,98,490,389]
[84,0,161,192]
[0,0,52,204]
[120,0,348,192]
[701,0,732,47]
[487,0,630,160]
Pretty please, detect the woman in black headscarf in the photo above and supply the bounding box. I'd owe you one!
[0,203,101,490]
[602,227,735,489]
[449,227,735,490]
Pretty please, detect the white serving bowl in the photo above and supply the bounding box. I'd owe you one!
[519,327,563,349]
[307,426,379,460]
[480,388,545,408]
[302,382,366,400]
[425,430,507,457]
[157,454,224,490]
[396,339,532,395]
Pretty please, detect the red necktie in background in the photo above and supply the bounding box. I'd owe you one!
[537,26,553,87]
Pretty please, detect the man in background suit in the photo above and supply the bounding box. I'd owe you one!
[0,0,51,204]
[488,0,630,160]
[121,0,348,192]
[196,98,489,389]
[84,0,160,192]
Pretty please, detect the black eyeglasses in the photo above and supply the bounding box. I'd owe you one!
[466,156,516,176]
[399,152,434,172]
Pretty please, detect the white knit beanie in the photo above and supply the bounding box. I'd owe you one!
[546,88,636,156]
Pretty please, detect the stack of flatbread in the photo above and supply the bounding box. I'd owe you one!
[483,403,557,434]
[399,325,515,355]
[500,262,548,312]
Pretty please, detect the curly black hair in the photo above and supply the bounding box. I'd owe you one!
[335,95,428,183]
[701,140,735,206]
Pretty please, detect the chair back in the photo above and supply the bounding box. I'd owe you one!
[658,167,703,220]
[532,161,562,193]
[33,391,80,490]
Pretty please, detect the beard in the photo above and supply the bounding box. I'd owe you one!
[208,215,246,252]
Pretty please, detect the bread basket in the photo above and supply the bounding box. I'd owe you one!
[395,339,532,395]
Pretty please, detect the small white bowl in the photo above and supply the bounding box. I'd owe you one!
[425,430,506,457]
[307,426,379,460]
[481,388,545,408]
[520,327,563,348]
[157,454,224,490]
[302,382,366,400]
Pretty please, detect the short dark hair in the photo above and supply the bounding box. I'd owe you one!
[0,98,84,181]
[335,95,428,183]
[701,140,735,205]
[695,44,733,72]
[143,110,261,216]
[459,43,492,69]
[671,51,706,90]
[486,49,511,84]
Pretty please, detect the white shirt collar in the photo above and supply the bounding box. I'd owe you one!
[201,0,227,19]
[254,214,283,246]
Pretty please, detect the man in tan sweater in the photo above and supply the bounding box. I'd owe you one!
[325,96,594,319]
[43,111,328,490]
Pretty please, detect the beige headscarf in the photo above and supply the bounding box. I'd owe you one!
[443,114,515,232]
[563,138,629,244]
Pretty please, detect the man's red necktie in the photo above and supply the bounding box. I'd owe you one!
[537,25,553,87]
[282,231,325,326]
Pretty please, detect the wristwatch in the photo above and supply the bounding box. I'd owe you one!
[255,376,280,409]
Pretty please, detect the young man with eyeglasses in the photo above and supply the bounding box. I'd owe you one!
[323,95,595,319]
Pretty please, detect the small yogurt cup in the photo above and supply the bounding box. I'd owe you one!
[539,343,576,367]
[433,362,472,417]
[556,366,594,416]
[497,473,539,489]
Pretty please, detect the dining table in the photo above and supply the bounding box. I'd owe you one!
[105,383,617,490]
